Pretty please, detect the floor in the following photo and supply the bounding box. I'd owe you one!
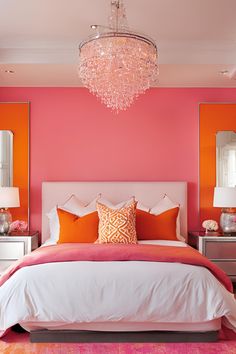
[0,329,236,354]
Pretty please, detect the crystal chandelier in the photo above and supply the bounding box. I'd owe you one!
[78,0,158,112]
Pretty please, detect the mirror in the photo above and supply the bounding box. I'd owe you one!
[0,130,13,187]
[0,103,29,227]
[199,103,236,225]
[216,131,236,187]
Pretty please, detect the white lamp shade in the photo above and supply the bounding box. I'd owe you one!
[213,187,236,207]
[0,187,20,208]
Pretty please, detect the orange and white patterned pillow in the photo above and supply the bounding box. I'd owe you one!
[96,201,137,244]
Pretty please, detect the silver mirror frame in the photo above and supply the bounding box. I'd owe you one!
[0,130,13,187]
[216,130,236,188]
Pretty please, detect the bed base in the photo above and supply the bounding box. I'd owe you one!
[30,329,218,343]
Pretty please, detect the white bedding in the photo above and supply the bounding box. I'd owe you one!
[0,241,236,333]
[41,239,188,247]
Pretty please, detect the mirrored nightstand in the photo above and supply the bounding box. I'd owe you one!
[0,231,39,274]
[188,231,236,282]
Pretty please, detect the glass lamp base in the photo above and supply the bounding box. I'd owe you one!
[0,209,12,235]
[220,212,236,235]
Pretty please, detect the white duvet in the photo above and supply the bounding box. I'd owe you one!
[0,241,236,333]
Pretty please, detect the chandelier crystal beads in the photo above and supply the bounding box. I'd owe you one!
[78,0,158,112]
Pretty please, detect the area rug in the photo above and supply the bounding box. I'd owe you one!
[0,331,236,354]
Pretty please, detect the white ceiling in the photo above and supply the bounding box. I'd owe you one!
[1,0,236,87]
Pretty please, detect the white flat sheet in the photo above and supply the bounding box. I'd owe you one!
[0,253,236,332]
[138,240,187,247]
[41,239,188,247]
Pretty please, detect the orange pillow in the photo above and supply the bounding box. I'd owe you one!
[96,201,137,244]
[136,207,179,241]
[57,208,99,243]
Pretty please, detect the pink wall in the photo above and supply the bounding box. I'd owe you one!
[1,87,236,237]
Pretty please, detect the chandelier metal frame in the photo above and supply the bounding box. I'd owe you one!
[79,32,157,52]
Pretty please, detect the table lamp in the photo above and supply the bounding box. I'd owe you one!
[0,187,20,235]
[213,187,236,235]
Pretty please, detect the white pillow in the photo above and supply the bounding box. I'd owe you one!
[60,194,100,217]
[151,195,178,215]
[138,240,187,247]
[46,194,100,243]
[61,194,86,211]
[47,207,60,243]
[98,197,149,212]
[98,196,135,209]
[150,195,185,242]
[137,202,150,212]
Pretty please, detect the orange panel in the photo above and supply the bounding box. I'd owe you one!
[0,103,29,225]
[199,104,236,226]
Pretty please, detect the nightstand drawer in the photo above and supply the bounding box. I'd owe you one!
[0,242,24,259]
[213,261,236,276]
[205,241,236,259]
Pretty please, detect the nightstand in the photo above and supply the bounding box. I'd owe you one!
[188,231,236,282]
[0,231,39,274]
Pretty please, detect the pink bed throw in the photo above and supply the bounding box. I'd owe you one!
[0,243,233,292]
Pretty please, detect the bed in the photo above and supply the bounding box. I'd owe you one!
[0,181,236,343]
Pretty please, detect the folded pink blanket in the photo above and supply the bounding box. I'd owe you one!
[0,243,233,292]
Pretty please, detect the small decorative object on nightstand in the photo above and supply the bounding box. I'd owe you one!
[202,219,218,236]
[0,231,39,275]
[188,231,236,282]
[213,187,236,235]
[0,187,20,235]
[9,220,28,233]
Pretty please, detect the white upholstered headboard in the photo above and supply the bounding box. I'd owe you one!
[42,181,187,243]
